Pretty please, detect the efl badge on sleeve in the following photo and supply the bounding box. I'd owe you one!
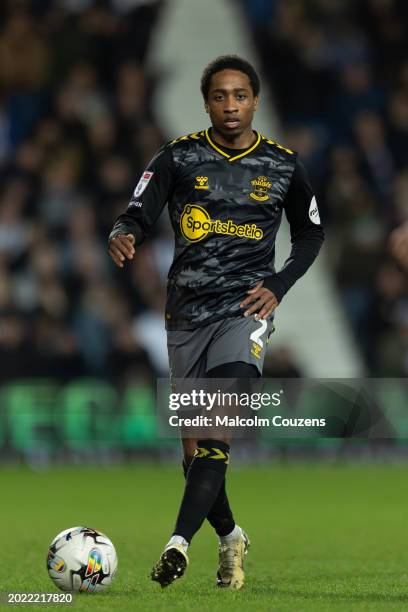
[133,171,154,198]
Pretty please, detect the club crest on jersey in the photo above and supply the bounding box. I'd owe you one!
[250,176,273,202]
[133,171,153,198]
[195,176,209,190]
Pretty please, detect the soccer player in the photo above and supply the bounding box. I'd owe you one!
[108,55,324,589]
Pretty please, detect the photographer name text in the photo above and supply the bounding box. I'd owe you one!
[168,415,326,428]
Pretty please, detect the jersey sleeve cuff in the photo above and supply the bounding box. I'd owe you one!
[108,222,144,245]
[262,275,288,303]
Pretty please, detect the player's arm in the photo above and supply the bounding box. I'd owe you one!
[263,159,324,299]
[241,159,324,319]
[108,144,175,268]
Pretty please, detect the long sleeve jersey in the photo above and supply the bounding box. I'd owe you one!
[109,129,324,330]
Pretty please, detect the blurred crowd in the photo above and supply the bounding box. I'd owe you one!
[243,0,408,376]
[0,0,306,386]
[0,0,170,384]
[2,0,408,384]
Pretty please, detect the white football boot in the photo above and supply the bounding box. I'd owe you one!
[216,526,250,589]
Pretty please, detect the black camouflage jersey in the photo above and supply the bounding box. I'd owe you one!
[109,129,324,330]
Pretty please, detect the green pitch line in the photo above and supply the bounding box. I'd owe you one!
[0,464,407,611]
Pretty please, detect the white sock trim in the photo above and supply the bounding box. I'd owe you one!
[219,524,242,543]
[166,535,189,551]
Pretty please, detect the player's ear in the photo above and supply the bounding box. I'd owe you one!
[253,96,259,111]
[204,102,209,113]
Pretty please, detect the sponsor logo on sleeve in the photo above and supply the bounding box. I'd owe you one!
[309,196,321,224]
[133,171,154,198]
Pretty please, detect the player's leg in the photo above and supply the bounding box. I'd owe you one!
[171,361,258,549]
[151,433,230,588]
[206,361,256,589]
[181,437,235,538]
[151,319,270,588]
[163,361,255,589]
[203,318,273,589]
[205,361,257,538]
[179,361,258,538]
[172,433,231,539]
[152,325,220,587]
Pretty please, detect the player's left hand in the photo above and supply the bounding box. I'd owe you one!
[240,281,278,320]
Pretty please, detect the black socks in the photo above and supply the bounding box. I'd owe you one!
[174,439,231,543]
[182,454,235,537]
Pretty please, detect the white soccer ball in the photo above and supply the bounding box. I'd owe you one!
[47,526,118,592]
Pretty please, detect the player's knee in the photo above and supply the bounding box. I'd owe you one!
[182,437,197,460]
[182,455,193,478]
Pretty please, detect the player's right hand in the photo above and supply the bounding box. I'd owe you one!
[108,233,135,268]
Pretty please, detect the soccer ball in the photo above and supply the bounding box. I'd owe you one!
[46,526,118,592]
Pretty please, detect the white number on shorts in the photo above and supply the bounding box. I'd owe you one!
[250,319,267,348]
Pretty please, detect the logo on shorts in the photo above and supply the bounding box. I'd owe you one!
[250,319,267,359]
[251,342,262,359]
[249,176,273,202]
[180,204,263,242]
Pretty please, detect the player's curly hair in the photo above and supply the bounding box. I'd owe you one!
[200,55,260,100]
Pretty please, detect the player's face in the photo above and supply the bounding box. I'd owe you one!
[205,69,258,142]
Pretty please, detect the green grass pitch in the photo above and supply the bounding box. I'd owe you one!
[1,463,408,611]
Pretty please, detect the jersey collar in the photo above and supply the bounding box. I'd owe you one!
[205,128,261,162]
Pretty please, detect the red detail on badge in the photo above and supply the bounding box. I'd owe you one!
[143,171,153,180]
